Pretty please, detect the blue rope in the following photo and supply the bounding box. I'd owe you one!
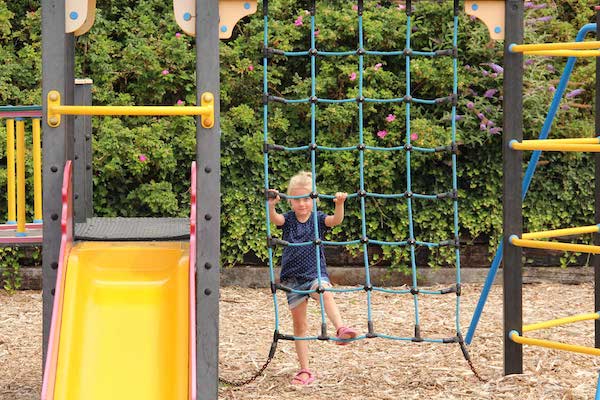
[264,2,462,345]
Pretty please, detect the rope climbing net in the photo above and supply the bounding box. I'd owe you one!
[260,0,469,363]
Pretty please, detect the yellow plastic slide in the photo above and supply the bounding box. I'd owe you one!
[51,241,190,400]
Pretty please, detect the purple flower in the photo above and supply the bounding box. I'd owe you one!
[484,89,498,99]
[548,85,556,93]
[176,32,182,38]
[454,114,463,121]
[477,113,485,120]
[377,130,388,138]
[561,104,570,110]
[480,123,487,131]
[386,114,396,123]
[489,63,504,74]
[566,89,584,98]
[525,59,534,66]
[482,70,489,77]
[139,154,148,162]
[536,16,553,23]
[486,119,495,127]
[546,64,555,73]
[466,102,475,109]
[490,73,498,79]
[489,127,502,135]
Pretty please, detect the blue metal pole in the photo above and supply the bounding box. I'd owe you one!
[465,23,597,345]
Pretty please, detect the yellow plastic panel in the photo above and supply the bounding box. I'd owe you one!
[53,241,189,400]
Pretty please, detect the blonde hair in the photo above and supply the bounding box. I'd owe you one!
[287,171,314,196]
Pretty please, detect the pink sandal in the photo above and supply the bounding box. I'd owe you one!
[336,326,358,345]
[291,369,315,385]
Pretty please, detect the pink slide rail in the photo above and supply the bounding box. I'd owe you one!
[41,161,73,400]
[189,162,197,400]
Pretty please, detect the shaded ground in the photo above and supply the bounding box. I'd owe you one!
[2,283,600,399]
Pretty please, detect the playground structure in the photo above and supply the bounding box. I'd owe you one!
[3,0,600,398]
[1,106,43,243]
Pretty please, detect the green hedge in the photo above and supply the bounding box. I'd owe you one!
[0,0,598,287]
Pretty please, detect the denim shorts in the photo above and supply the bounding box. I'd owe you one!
[281,277,331,309]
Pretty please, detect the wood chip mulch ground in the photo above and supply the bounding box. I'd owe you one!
[2,283,600,399]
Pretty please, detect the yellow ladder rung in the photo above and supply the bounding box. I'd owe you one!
[510,40,600,52]
[509,236,600,254]
[524,50,600,57]
[522,224,600,240]
[510,140,600,152]
[523,313,600,333]
[510,330,600,357]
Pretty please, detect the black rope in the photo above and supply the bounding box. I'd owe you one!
[219,333,279,387]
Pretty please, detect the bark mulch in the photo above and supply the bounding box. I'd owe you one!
[2,283,599,399]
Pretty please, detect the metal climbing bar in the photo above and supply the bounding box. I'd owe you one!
[509,330,600,357]
[522,224,600,240]
[523,313,600,333]
[510,40,600,52]
[466,23,599,345]
[46,90,215,128]
[523,50,600,57]
[510,235,600,254]
[510,138,600,152]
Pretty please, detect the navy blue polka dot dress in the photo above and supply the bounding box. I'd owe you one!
[279,211,329,283]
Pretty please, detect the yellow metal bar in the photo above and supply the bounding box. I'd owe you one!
[519,138,600,145]
[32,118,42,223]
[523,50,600,57]
[50,104,212,116]
[47,90,215,128]
[510,331,600,356]
[523,313,600,333]
[511,40,600,52]
[510,236,600,254]
[16,119,26,235]
[6,119,16,224]
[511,141,600,152]
[522,225,600,240]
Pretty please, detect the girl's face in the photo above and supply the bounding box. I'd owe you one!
[288,186,313,221]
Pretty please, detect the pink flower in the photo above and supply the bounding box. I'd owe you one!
[377,130,388,138]
[398,4,406,10]
[410,132,418,141]
[139,154,148,162]
[352,5,358,11]
[248,64,254,71]
[161,69,169,76]
[314,29,320,36]
[294,16,303,26]
[176,32,182,38]
[349,72,357,81]
[548,85,556,93]
[385,114,396,123]
[374,63,383,71]
[176,100,184,105]
[466,101,475,109]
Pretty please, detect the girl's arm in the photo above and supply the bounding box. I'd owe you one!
[325,192,347,227]
[268,190,286,226]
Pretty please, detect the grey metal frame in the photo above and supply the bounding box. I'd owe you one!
[41,0,75,363]
[73,79,93,224]
[503,0,524,375]
[195,0,221,397]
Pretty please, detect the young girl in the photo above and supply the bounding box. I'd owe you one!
[268,171,357,385]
